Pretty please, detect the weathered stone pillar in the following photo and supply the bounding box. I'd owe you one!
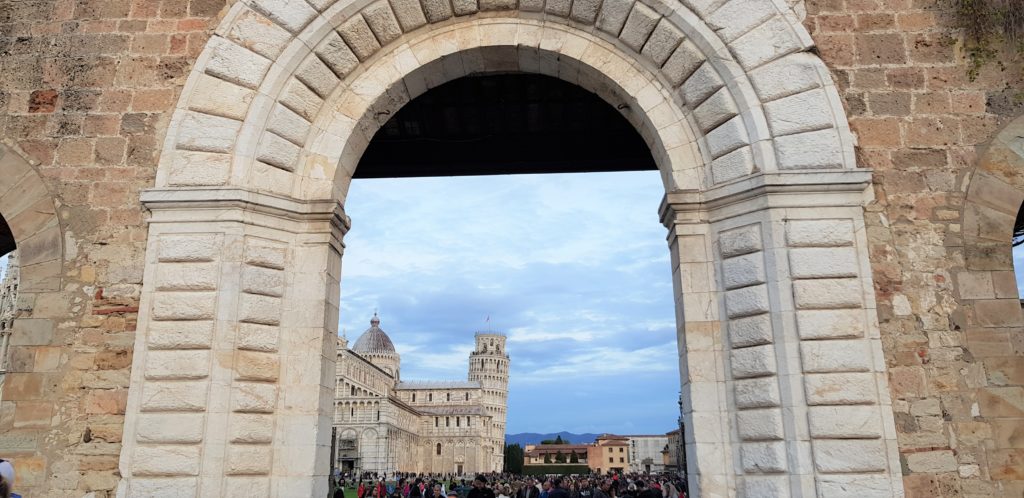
[662,171,904,498]
[118,188,346,498]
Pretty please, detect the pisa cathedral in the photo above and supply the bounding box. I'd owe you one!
[333,315,509,475]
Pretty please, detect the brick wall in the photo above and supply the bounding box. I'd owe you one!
[805,0,1024,495]
[0,0,224,495]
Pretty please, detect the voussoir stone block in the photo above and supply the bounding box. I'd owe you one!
[205,37,272,90]
[390,0,428,29]
[176,112,243,154]
[256,132,301,171]
[480,0,515,8]
[694,88,739,133]
[807,405,883,438]
[267,104,311,146]
[706,115,750,158]
[793,278,863,309]
[168,150,232,187]
[545,0,572,17]
[775,128,845,170]
[340,16,382,61]
[315,32,360,79]
[569,0,601,23]
[813,439,887,473]
[421,0,454,21]
[619,3,660,52]
[749,52,826,102]
[661,39,703,87]
[729,15,804,69]
[706,0,775,43]
[363,1,403,45]
[279,78,324,122]
[227,8,293,60]
[247,0,318,34]
[452,0,478,15]
[640,19,683,66]
[188,74,256,121]
[596,0,633,36]
[296,55,341,99]
[711,146,755,184]
[740,441,788,473]
[681,62,723,107]
[804,372,877,405]
[764,89,835,137]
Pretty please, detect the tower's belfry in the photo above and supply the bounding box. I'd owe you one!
[467,332,509,472]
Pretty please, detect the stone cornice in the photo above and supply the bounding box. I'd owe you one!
[141,187,350,235]
[659,169,874,227]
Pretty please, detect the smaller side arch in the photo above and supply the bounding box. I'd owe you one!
[0,142,63,296]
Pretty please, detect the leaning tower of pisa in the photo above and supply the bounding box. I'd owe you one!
[467,332,509,472]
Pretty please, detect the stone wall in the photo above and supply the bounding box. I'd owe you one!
[804,0,1024,495]
[0,0,225,495]
[0,0,1019,496]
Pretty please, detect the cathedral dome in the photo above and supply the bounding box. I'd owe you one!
[352,314,397,356]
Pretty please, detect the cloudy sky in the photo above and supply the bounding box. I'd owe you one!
[337,171,683,435]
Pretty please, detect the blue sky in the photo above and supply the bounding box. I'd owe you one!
[337,171,682,435]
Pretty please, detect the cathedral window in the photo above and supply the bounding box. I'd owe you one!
[465,393,469,401]
[437,443,442,455]
[412,393,416,402]
[377,410,380,421]
[467,417,471,426]
[429,393,433,401]
[446,417,450,427]
[456,417,460,427]
[447,393,451,401]
[435,417,439,427]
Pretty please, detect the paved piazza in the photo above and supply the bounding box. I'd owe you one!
[0,0,1021,496]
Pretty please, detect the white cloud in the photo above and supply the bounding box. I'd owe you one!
[338,171,681,434]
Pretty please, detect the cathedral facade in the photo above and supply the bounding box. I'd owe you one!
[333,315,509,476]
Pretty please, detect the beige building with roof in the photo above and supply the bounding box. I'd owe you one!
[333,315,508,475]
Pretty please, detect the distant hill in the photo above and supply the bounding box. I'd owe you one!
[505,432,600,446]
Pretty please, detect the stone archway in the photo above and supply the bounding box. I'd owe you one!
[123,0,903,496]
[0,141,65,481]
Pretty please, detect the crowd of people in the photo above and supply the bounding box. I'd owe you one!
[332,473,687,498]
